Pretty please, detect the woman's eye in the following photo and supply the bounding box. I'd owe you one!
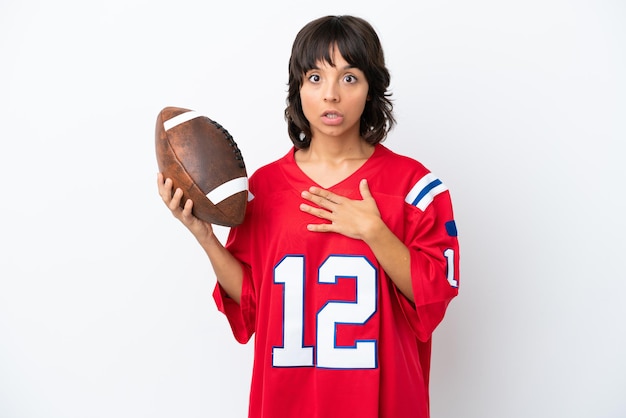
[344,74,357,83]
[308,74,321,83]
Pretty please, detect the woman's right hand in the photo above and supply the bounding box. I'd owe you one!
[157,172,215,242]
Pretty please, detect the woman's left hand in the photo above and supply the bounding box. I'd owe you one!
[300,179,383,241]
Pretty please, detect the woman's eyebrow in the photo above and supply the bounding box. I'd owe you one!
[307,63,359,71]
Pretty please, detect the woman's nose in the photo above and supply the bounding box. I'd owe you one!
[323,82,339,102]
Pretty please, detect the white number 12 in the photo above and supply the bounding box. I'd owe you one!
[272,255,378,369]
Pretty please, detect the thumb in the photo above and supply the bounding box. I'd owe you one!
[359,178,373,200]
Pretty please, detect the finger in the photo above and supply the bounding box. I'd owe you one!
[300,203,333,220]
[157,173,167,196]
[159,177,174,201]
[359,178,373,199]
[181,198,194,219]
[157,173,170,189]
[302,190,340,210]
[306,223,334,233]
[169,188,184,211]
[307,196,337,213]
[309,186,342,204]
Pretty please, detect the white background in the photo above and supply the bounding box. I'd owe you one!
[1,1,625,417]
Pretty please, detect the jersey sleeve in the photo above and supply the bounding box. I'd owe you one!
[397,177,460,342]
[212,259,256,344]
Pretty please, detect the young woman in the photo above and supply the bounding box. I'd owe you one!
[158,15,459,418]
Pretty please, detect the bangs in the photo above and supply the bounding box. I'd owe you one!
[292,17,369,74]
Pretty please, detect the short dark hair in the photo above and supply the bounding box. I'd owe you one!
[284,15,395,149]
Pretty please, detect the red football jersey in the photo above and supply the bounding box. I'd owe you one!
[213,144,459,418]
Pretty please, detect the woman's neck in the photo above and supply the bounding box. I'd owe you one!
[294,137,375,188]
[303,134,374,163]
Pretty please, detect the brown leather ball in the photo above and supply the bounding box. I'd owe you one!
[155,106,248,226]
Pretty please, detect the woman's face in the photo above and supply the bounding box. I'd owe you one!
[299,47,369,143]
